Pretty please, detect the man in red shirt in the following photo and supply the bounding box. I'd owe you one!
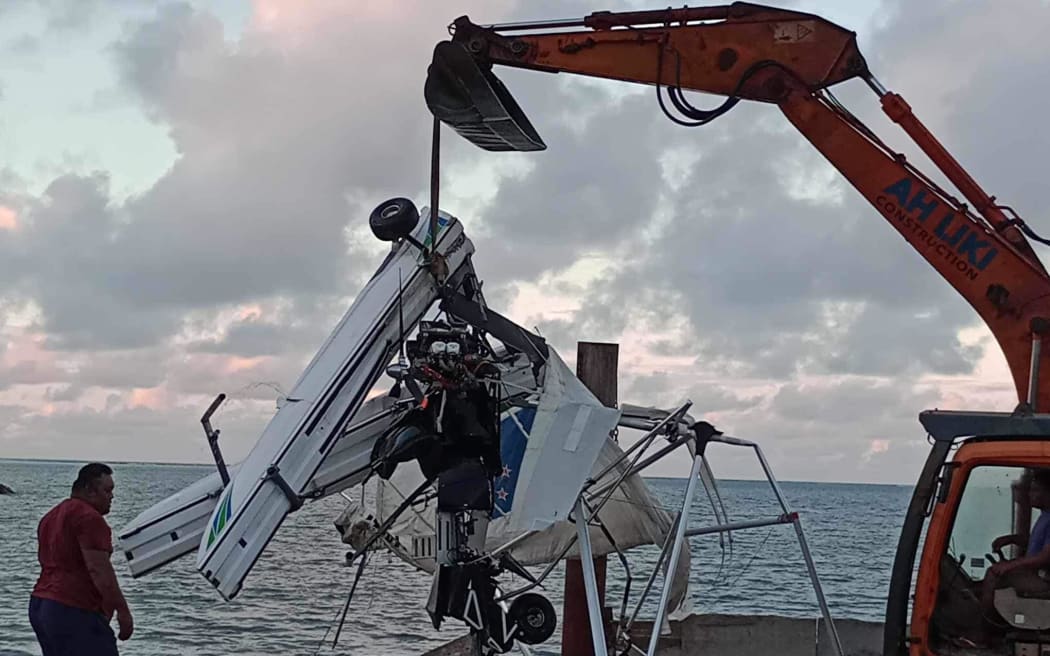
[29,462,134,655]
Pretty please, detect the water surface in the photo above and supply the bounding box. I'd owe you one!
[0,459,909,655]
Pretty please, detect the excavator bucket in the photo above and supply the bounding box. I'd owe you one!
[424,41,545,152]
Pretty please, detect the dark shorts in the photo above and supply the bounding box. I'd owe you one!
[28,596,118,656]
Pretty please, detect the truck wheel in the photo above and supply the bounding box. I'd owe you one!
[369,197,419,242]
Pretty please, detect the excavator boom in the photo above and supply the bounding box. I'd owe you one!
[452,4,866,101]
[426,2,1050,412]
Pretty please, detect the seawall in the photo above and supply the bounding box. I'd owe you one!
[423,613,884,656]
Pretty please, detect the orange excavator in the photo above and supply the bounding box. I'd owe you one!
[422,3,1050,655]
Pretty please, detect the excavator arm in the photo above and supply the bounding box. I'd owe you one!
[425,2,1050,412]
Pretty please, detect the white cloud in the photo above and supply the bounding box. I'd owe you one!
[0,0,1045,485]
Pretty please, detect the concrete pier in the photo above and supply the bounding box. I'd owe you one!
[422,613,883,656]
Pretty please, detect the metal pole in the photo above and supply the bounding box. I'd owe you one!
[592,517,633,639]
[587,435,693,500]
[481,17,587,31]
[625,515,677,632]
[495,535,577,602]
[748,441,844,656]
[1029,332,1042,408]
[575,499,609,656]
[700,456,729,525]
[429,116,440,260]
[791,516,843,656]
[646,450,703,656]
[864,74,889,97]
[684,515,795,538]
[752,443,793,512]
[587,429,664,520]
[475,530,536,561]
[200,393,230,487]
[591,401,691,487]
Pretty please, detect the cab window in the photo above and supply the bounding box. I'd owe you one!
[947,466,1026,579]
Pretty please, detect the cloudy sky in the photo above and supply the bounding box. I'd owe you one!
[0,0,1046,485]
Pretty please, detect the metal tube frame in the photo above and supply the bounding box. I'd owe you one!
[591,511,633,639]
[684,514,795,538]
[588,407,690,519]
[586,433,695,501]
[698,455,731,552]
[592,401,693,485]
[569,429,845,656]
[340,403,845,656]
[428,117,440,263]
[490,430,696,603]
[700,456,729,525]
[493,536,577,603]
[588,428,666,519]
[624,514,676,635]
[482,408,698,610]
[490,428,680,602]
[711,434,844,656]
[574,498,610,656]
[646,448,703,656]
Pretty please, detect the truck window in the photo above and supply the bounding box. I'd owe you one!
[947,466,1024,579]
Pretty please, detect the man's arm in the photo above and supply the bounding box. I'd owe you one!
[82,548,133,640]
[74,509,133,641]
[991,542,1050,578]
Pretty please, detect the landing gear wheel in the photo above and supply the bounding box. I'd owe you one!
[369,197,419,242]
[509,593,557,645]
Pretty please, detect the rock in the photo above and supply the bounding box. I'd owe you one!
[0,483,15,495]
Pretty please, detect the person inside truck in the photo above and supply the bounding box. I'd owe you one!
[983,469,1050,607]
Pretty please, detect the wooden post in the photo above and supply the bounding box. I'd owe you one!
[562,341,618,656]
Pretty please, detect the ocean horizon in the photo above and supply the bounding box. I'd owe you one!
[1,459,908,655]
[0,456,915,488]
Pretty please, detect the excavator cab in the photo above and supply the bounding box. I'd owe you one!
[890,412,1050,656]
[929,465,1044,649]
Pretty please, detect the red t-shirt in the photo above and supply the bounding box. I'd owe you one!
[32,497,113,614]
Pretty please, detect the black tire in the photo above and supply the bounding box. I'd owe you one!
[509,593,557,645]
[369,197,419,242]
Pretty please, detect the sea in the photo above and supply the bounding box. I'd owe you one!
[0,459,911,655]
